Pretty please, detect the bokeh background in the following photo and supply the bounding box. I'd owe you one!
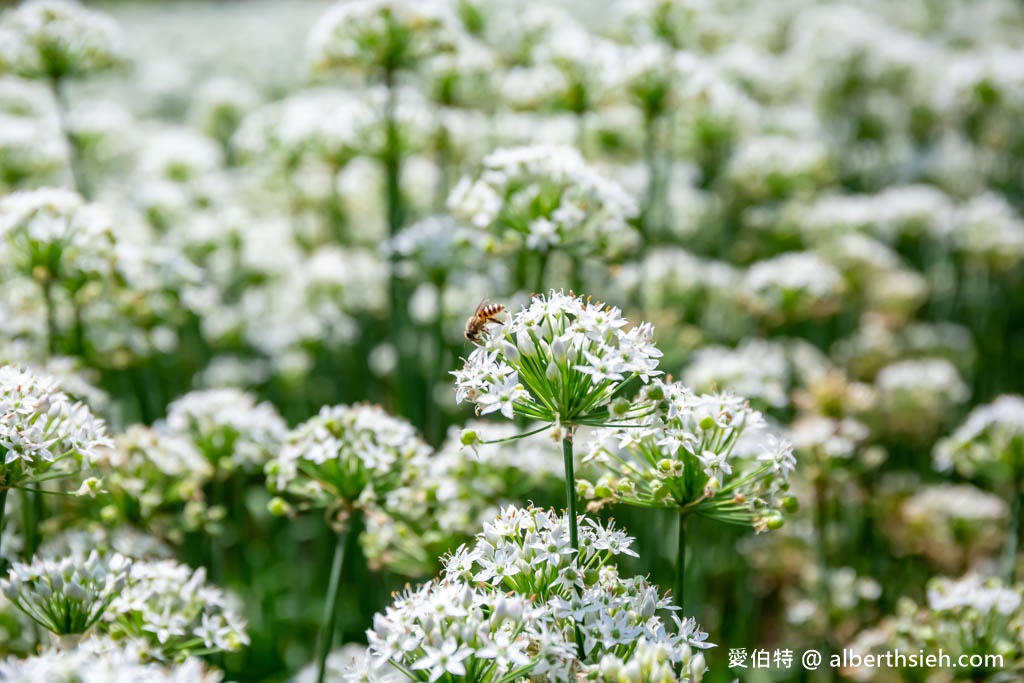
[1,0,1023,681]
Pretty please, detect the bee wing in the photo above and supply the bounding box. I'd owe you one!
[474,297,490,315]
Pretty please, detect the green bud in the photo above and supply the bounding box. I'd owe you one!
[782,495,799,513]
[99,505,118,524]
[645,383,664,401]
[763,512,784,530]
[611,398,630,416]
[268,497,291,517]
[699,415,716,431]
[460,429,479,446]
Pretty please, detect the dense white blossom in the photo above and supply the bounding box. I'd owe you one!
[448,146,639,257]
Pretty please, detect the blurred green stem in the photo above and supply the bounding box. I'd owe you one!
[21,488,42,558]
[676,511,687,611]
[41,279,58,355]
[814,471,833,677]
[562,435,583,656]
[642,112,662,245]
[316,521,350,683]
[535,251,549,295]
[325,161,347,244]
[434,120,452,212]
[49,76,89,199]
[0,487,8,570]
[1005,464,1023,583]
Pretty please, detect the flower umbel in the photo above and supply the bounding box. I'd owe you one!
[452,291,662,428]
[0,551,129,635]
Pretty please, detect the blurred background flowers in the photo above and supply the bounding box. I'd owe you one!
[1,0,1023,681]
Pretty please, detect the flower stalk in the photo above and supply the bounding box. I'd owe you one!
[316,517,351,683]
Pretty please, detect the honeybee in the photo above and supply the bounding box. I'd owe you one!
[464,299,505,344]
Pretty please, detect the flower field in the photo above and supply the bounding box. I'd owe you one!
[0,0,1023,681]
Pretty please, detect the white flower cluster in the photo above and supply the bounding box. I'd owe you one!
[682,339,791,410]
[934,394,1024,485]
[162,388,287,472]
[1,551,130,635]
[105,559,248,661]
[448,146,639,257]
[894,484,1008,571]
[725,135,833,201]
[588,637,707,683]
[361,421,563,576]
[307,0,457,77]
[926,574,1023,615]
[91,424,213,532]
[233,89,373,169]
[361,505,711,682]
[0,188,115,284]
[871,358,969,442]
[793,185,954,244]
[580,381,795,529]
[0,0,126,80]
[0,646,222,683]
[739,251,844,323]
[453,291,661,426]
[269,403,430,507]
[848,572,1024,681]
[0,113,66,191]
[0,364,111,489]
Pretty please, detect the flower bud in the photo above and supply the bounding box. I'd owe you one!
[762,512,784,530]
[460,429,479,446]
[267,497,291,517]
[500,340,520,364]
[611,398,630,416]
[516,329,536,357]
[545,360,560,383]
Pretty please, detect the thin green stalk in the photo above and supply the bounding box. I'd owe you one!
[676,510,687,611]
[383,69,403,239]
[49,76,89,199]
[562,436,583,657]
[316,524,350,683]
[814,472,833,677]
[535,251,550,295]
[642,112,660,245]
[0,488,8,571]
[1004,468,1023,583]
[21,488,42,558]
[41,279,58,355]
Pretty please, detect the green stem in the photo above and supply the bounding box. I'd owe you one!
[642,112,660,244]
[562,435,583,657]
[535,251,550,295]
[21,488,42,559]
[813,472,833,674]
[676,510,687,611]
[41,279,58,355]
[316,524,350,683]
[0,488,8,571]
[1005,469,1023,583]
[49,76,89,199]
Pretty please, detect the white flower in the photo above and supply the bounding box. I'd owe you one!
[269,403,430,505]
[453,291,662,426]
[0,0,126,80]
[0,364,111,489]
[105,559,248,661]
[0,646,222,683]
[448,146,639,258]
[411,638,474,681]
[1,551,130,635]
[162,389,287,471]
